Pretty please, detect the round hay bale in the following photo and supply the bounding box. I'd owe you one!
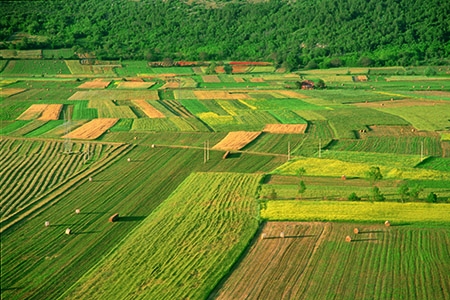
[345,235,352,242]
[45,221,50,227]
[354,228,359,234]
[341,175,346,180]
[127,158,131,162]
[88,177,93,182]
[151,144,156,148]
[280,232,285,238]
[385,220,391,226]
[75,209,80,214]
[261,233,267,240]
[134,136,138,140]
[65,228,71,235]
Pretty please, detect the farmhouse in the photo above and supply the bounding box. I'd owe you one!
[301,80,314,89]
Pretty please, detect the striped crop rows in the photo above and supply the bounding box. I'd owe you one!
[0,138,114,219]
[61,172,261,300]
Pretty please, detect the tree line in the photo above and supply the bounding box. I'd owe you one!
[1,0,449,69]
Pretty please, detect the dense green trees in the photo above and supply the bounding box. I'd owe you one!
[1,0,448,66]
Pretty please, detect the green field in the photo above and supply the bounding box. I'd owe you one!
[61,172,261,299]
[1,62,450,300]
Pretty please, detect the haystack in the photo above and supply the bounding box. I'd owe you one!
[261,233,267,240]
[385,220,391,226]
[354,228,359,234]
[345,235,352,242]
[65,228,71,235]
[280,232,285,238]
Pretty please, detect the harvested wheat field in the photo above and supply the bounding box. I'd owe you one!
[116,81,155,89]
[63,118,118,140]
[38,104,63,120]
[249,77,264,83]
[132,100,165,118]
[263,123,308,134]
[352,98,448,108]
[68,90,159,101]
[16,104,48,120]
[212,131,261,150]
[275,90,308,99]
[202,75,221,83]
[161,81,180,89]
[77,79,111,89]
[0,88,26,97]
[211,222,450,300]
[194,91,251,100]
[234,77,245,83]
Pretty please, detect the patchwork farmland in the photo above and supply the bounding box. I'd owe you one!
[1,60,449,300]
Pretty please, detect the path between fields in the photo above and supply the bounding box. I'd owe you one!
[155,144,289,158]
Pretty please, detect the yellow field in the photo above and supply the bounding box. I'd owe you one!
[63,118,118,140]
[116,81,155,89]
[261,200,450,224]
[263,124,307,134]
[77,79,111,89]
[234,77,245,83]
[202,75,221,83]
[132,100,165,118]
[275,90,308,99]
[194,91,251,100]
[0,88,26,97]
[38,104,63,120]
[16,104,48,120]
[249,77,264,82]
[212,131,262,150]
[273,156,449,180]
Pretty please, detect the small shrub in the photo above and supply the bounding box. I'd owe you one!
[348,192,361,201]
[426,192,438,203]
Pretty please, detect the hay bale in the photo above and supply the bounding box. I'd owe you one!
[109,213,119,223]
[341,175,346,180]
[88,177,93,182]
[261,233,267,240]
[65,228,71,235]
[151,144,156,148]
[75,209,80,214]
[280,232,285,238]
[45,221,50,227]
[134,136,137,140]
[127,158,131,162]
[354,228,359,234]
[385,220,390,226]
[345,235,352,242]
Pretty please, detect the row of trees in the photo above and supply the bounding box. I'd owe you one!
[264,166,442,203]
[1,0,448,67]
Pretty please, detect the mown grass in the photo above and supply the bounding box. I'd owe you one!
[61,172,261,300]
[213,222,450,299]
[261,200,450,224]
[378,105,450,131]
[0,146,284,300]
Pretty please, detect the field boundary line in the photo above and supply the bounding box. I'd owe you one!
[1,135,125,146]
[154,143,289,158]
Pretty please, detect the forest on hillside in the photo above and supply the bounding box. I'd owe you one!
[1,0,449,68]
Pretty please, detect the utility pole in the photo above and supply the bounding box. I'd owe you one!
[288,141,291,161]
[319,139,322,158]
[421,140,424,162]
